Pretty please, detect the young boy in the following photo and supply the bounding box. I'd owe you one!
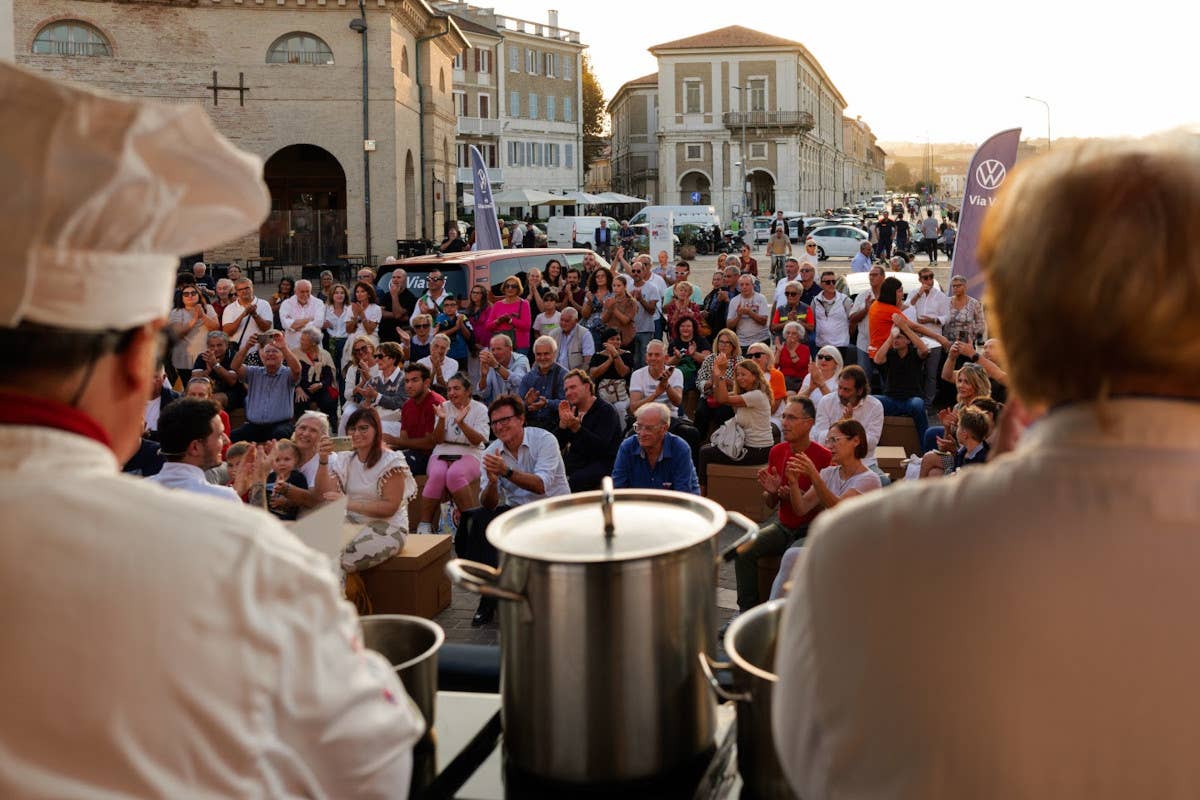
[952,407,991,471]
[435,294,471,363]
[533,290,561,336]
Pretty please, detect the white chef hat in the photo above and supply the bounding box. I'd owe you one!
[0,62,269,331]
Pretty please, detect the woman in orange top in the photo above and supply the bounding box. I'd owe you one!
[867,276,905,357]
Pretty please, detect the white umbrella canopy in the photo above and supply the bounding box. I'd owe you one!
[562,190,608,205]
[594,192,648,204]
[489,188,574,206]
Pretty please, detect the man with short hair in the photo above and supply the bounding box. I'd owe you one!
[907,267,951,405]
[594,219,613,260]
[611,403,699,494]
[387,363,445,475]
[811,270,855,367]
[550,307,595,371]
[894,209,910,253]
[772,258,803,309]
[212,278,235,320]
[230,334,301,443]
[278,278,325,351]
[617,219,637,253]
[919,208,940,263]
[727,274,770,347]
[148,397,238,502]
[796,262,821,304]
[628,260,662,367]
[417,269,449,317]
[379,268,417,340]
[875,211,894,260]
[872,315,930,447]
[769,209,790,238]
[462,395,569,625]
[849,264,886,374]
[478,333,530,404]
[850,240,874,273]
[518,335,568,431]
[556,369,622,491]
[674,261,704,304]
[191,261,215,296]
[629,339,683,418]
[812,365,885,475]
[220,277,271,350]
[733,397,831,611]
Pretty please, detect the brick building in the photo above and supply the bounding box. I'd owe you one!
[14,0,466,266]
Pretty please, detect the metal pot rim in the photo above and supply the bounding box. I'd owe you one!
[360,614,446,671]
[485,488,729,563]
[724,599,786,683]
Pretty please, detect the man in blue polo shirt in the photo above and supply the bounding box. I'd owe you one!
[611,402,699,495]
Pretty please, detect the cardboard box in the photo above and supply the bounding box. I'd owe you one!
[360,534,453,618]
[876,445,909,483]
[880,416,921,455]
[706,462,773,522]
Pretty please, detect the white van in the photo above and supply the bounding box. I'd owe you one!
[545,216,619,248]
[628,205,721,230]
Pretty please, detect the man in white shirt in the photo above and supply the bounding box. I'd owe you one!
[629,259,662,367]
[727,274,770,347]
[278,278,325,351]
[811,365,884,476]
[148,397,239,502]
[629,339,684,418]
[906,266,951,405]
[811,270,854,365]
[221,277,272,349]
[850,240,874,273]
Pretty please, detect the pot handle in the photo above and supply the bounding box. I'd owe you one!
[445,559,526,603]
[717,511,759,564]
[698,652,751,703]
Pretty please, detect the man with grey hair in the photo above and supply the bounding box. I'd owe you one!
[213,277,235,316]
[191,261,215,297]
[611,402,699,494]
[850,239,874,273]
[550,306,595,371]
[279,278,325,351]
[518,335,567,431]
[478,333,529,403]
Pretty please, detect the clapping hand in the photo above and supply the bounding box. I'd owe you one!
[713,352,730,373]
[757,465,782,495]
[524,387,546,412]
[558,401,581,431]
[482,452,507,480]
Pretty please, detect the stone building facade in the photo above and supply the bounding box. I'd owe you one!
[841,116,886,204]
[611,26,875,220]
[15,0,466,265]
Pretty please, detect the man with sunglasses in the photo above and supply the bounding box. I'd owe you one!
[0,67,423,797]
[417,270,450,317]
[811,271,855,367]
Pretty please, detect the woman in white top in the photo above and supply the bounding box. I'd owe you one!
[697,352,776,494]
[339,335,380,429]
[168,284,220,384]
[799,238,821,272]
[418,333,459,391]
[341,282,382,371]
[322,283,353,369]
[769,417,883,598]
[416,373,488,533]
[797,345,844,403]
[315,407,416,577]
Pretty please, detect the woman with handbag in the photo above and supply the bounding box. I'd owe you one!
[588,327,634,422]
[696,352,775,495]
[694,328,742,439]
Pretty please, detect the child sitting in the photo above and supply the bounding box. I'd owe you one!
[435,294,471,363]
[533,290,561,336]
[266,438,309,521]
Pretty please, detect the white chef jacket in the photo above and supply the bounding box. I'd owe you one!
[773,399,1200,799]
[147,461,241,503]
[0,425,424,798]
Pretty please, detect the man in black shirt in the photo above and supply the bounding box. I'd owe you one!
[872,314,929,449]
[377,269,418,343]
[893,211,910,254]
[875,212,895,260]
[555,369,623,492]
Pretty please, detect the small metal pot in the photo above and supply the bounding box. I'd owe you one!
[700,599,794,800]
[447,478,756,784]
[360,614,445,734]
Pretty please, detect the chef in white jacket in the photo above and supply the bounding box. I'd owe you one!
[0,63,424,798]
[773,134,1200,799]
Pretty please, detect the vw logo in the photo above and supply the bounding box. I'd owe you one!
[975,159,1007,190]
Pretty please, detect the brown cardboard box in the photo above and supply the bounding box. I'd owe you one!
[359,534,453,618]
[706,462,772,522]
[880,416,920,455]
[876,445,909,483]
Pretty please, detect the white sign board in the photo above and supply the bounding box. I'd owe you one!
[647,209,674,263]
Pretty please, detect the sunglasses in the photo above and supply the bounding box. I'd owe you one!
[817,354,836,361]
[785,291,799,296]
[820,279,836,285]
[374,353,386,359]
[414,324,431,329]
[181,290,199,296]
[750,353,768,359]
[429,276,445,282]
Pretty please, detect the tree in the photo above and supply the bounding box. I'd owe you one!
[885,161,914,190]
[580,55,606,174]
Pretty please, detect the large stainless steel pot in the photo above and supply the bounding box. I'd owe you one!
[699,599,794,800]
[446,478,756,783]
[360,614,445,734]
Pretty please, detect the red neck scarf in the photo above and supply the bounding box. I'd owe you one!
[0,390,113,449]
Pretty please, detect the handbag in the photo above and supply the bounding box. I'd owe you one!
[597,378,629,406]
[709,418,746,460]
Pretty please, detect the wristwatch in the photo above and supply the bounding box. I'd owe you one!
[504,466,514,480]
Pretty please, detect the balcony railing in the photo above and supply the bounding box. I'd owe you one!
[456,166,504,185]
[456,117,503,136]
[722,110,814,131]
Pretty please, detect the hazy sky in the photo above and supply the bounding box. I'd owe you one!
[508,0,1198,145]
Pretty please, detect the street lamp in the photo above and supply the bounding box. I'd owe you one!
[1024,95,1051,151]
[732,85,749,231]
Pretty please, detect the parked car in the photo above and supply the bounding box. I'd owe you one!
[394,248,610,298]
[807,224,871,260]
[752,216,774,243]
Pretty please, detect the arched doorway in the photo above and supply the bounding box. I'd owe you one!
[748,170,775,216]
[262,144,347,265]
[404,151,416,238]
[678,170,711,205]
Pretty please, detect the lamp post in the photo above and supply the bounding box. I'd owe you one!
[1024,95,1051,151]
[732,85,749,232]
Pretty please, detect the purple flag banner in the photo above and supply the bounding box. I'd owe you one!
[953,128,1021,292]
[470,145,503,251]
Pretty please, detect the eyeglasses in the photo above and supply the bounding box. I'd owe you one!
[820,279,836,285]
[350,424,374,435]
[413,324,431,330]
[504,283,519,290]
[374,353,387,360]
[489,415,518,428]
[816,354,836,362]
[750,353,768,359]
[353,346,371,353]
[181,290,199,297]
[826,435,847,444]
[784,291,799,296]
[801,268,815,273]
[920,275,934,281]
[805,243,817,248]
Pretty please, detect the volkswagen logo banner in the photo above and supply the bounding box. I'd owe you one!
[954,128,1021,293]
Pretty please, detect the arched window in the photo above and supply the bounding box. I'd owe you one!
[400,46,410,76]
[266,32,333,65]
[32,20,111,57]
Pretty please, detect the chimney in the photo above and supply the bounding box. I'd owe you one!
[548,9,559,33]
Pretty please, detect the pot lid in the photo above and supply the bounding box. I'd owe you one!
[486,484,727,563]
